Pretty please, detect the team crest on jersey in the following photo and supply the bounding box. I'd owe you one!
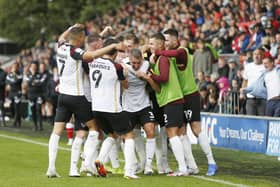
[184,110,192,121]
[75,48,84,55]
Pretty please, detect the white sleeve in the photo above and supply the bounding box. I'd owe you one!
[140,60,150,73]
[243,64,249,80]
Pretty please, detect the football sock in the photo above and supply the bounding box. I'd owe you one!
[70,136,83,171]
[180,134,198,169]
[145,138,156,169]
[97,137,115,163]
[198,132,216,164]
[109,141,120,168]
[92,139,101,164]
[66,122,74,142]
[84,130,99,168]
[169,136,187,173]
[48,133,60,169]
[124,139,137,176]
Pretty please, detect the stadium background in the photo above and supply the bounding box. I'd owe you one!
[0,0,280,186]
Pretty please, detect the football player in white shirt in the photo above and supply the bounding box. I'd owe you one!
[89,38,139,179]
[122,34,166,174]
[121,33,146,172]
[70,31,121,177]
[69,33,103,177]
[122,48,160,175]
[46,24,124,178]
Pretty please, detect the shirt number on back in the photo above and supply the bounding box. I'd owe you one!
[91,70,102,88]
[58,59,65,76]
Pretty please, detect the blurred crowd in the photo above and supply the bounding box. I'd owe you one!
[0,39,59,129]
[0,0,280,129]
[89,0,280,55]
[88,0,280,115]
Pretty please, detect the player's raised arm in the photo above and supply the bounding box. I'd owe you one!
[58,23,84,44]
[99,26,114,38]
[82,42,125,62]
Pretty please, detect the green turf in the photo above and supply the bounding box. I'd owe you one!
[0,121,280,187]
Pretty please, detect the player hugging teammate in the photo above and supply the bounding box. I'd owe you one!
[46,24,217,179]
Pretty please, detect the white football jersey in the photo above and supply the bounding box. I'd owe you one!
[56,43,85,96]
[83,73,91,102]
[89,57,124,113]
[122,60,151,112]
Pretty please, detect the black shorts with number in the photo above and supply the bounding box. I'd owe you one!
[92,111,133,135]
[183,93,201,123]
[55,94,93,124]
[163,103,184,128]
[127,107,156,128]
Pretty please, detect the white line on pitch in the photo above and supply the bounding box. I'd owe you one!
[192,175,250,187]
[0,134,71,151]
[0,133,250,187]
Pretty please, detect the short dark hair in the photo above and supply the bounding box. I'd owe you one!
[130,48,142,59]
[68,27,85,40]
[150,32,165,41]
[103,38,118,56]
[124,33,139,44]
[86,33,102,44]
[163,29,179,38]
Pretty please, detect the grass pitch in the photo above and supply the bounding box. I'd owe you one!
[0,121,280,187]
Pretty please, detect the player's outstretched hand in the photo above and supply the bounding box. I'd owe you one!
[116,42,126,52]
[149,54,156,64]
[101,26,114,36]
[73,23,85,28]
[136,71,149,80]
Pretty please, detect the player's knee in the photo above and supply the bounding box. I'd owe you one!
[144,124,155,138]
[166,127,178,138]
[76,130,86,139]
[85,119,98,130]
[178,125,186,135]
[191,127,201,137]
[122,131,134,139]
[146,130,155,139]
[52,124,65,136]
